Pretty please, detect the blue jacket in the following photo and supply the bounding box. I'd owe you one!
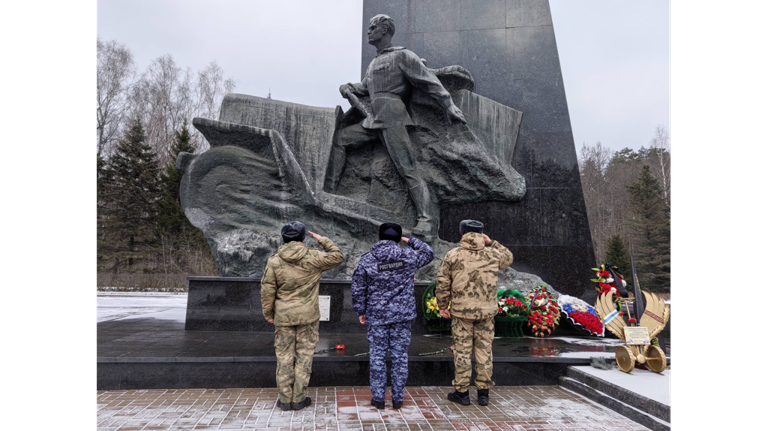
[351,238,434,326]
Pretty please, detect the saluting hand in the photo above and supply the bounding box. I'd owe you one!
[482,234,492,246]
[401,237,410,243]
[307,230,323,241]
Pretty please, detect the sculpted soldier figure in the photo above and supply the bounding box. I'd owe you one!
[435,220,514,406]
[351,222,434,409]
[324,14,467,240]
[261,221,344,411]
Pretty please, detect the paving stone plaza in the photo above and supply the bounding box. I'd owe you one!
[97,386,649,431]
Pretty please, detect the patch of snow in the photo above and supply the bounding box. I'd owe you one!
[573,365,671,405]
[559,351,615,359]
[548,336,626,347]
[97,293,187,323]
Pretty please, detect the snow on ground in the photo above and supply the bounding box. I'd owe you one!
[97,293,187,323]
[573,365,671,405]
[549,336,626,347]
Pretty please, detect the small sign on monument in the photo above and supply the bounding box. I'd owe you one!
[319,295,331,321]
[624,327,651,345]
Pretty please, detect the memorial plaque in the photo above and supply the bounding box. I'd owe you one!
[624,327,651,345]
[319,295,331,321]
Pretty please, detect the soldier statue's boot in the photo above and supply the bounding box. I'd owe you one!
[392,400,403,409]
[291,397,312,411]
[411,219,434,242]
[447,390,470,406]
[409,182,437,242]
[477,389,489,406]
[276,400,292,411]
[370,399,385,410]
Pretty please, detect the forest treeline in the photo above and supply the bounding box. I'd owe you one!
[578,126,671,293]
[97,39,235,286]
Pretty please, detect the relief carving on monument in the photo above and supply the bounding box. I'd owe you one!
[176,14,550,292]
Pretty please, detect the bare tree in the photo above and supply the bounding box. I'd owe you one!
[648,125,671,206]
[125,57,238,160]
[193,61,237,152]
[97,39,135,157]
[579,141,613,260]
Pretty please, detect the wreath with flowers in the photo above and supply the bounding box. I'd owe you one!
[592,263,627,297]
[497,289,529,318]
[558,295,605,336]
[525,286,560,337]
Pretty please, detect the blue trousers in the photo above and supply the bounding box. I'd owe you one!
[366,320,412,402]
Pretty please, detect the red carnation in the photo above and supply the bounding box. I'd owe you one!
[628,318,637,324]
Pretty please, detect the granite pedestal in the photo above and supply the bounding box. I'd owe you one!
[99,314,629,391]
[185,277,436,333]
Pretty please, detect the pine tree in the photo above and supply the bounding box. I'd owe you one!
[626,165,670,292]
[155,122,215,274]
[604,234,630,277]
[157,122,196,234]
[99,117,162,272]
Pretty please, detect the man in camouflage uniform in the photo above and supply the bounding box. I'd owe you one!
[351,222,434,409]
[436,220,514,406]
[261,221,344,411]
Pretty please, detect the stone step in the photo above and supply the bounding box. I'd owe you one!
[559,366,671,431]
[566,366,670,422]
[559,376,670,431]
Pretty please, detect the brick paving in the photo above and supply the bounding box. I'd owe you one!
[97,386,649,430]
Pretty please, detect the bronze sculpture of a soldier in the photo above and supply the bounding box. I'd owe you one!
[324,14,467,241]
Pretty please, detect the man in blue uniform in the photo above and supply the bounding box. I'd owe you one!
[351,222,434,409]
[324,14,467,241]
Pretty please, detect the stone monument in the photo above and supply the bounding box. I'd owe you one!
[179,3,594,321]
[177,13,557,297]
[359,0,597,297]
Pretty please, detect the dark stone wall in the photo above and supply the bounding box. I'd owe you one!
[185,277,437,334]
[361,0,595,296]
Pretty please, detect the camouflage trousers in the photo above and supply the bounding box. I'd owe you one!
[367,320,412,402]
[451,316,495,392]
[274,321,320,403]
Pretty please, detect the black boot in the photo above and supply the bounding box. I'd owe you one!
[477,389,489,406]
[276,399,292,411]
[370,399,385,409]
[291,397,312,411]
[447,390,470,406]
[392,400,403,409]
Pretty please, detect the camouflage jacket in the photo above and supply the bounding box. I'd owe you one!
[435,232,514,320]
[261,237,344,326]
[351,238,434,326]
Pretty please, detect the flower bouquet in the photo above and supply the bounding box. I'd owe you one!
[422,282,451,333]
[526,286,560,337]
[558,295,605,337]
[494,289,529,337]
[592,263,627,297]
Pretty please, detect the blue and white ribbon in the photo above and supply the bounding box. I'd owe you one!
[604,310,619,325]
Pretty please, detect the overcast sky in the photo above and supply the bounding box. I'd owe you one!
[97,0,669,152]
